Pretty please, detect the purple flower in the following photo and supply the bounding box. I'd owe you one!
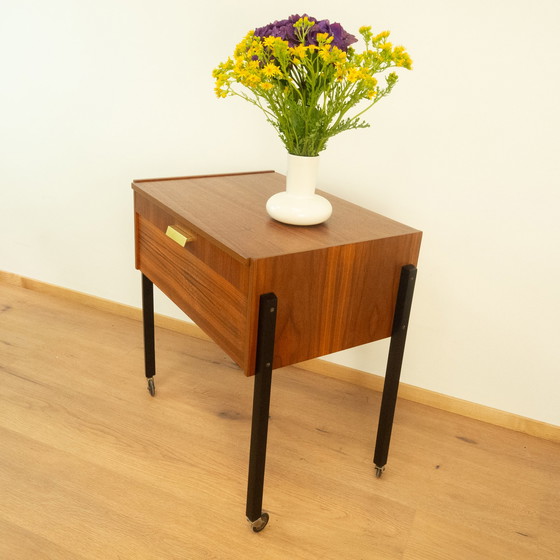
[254,14,357,52]
[307,20,358,51]
[254,15,303,46]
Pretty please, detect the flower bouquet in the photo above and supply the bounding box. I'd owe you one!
[213,14,412,225]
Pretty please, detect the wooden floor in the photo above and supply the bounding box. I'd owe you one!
[0,282,559,560]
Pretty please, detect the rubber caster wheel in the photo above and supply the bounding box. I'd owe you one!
[375,465,385,479]
[250,513,269,533]
[147,378,156,397]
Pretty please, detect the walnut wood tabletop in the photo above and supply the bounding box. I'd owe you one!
[133,171,422,376]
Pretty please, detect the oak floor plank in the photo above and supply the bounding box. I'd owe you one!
[0,516,90,560]
[1,282,559,559]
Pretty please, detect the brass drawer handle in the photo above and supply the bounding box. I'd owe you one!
[165,225,195,247]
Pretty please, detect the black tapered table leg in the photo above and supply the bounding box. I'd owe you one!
[141,273,156,396]
[374,265,417,477]
[246,293,277,532]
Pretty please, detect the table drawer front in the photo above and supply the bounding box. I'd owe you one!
[136,213,250,370]
[134,194,248,293]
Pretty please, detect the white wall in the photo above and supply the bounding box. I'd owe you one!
[2,1,559,425]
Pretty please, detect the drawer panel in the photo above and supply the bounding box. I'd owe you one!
[136,213,251,370]
[134,193,248,293]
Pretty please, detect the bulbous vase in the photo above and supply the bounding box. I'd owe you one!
[266,154,332,226]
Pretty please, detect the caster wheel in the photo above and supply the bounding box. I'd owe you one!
[147,378,156,397]
[375,465,385,479]
[251,512,269,533]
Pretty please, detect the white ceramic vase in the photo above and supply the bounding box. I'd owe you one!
[266,154,333,226]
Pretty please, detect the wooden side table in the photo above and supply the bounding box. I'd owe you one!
[132,171,422,531]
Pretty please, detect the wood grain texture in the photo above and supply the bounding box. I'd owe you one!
[137,215,249,368]
[132,172,422,375]
[254,235,422,368]
[132,171,421,261]
[1,282,559,560]
[135,193,250,286]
